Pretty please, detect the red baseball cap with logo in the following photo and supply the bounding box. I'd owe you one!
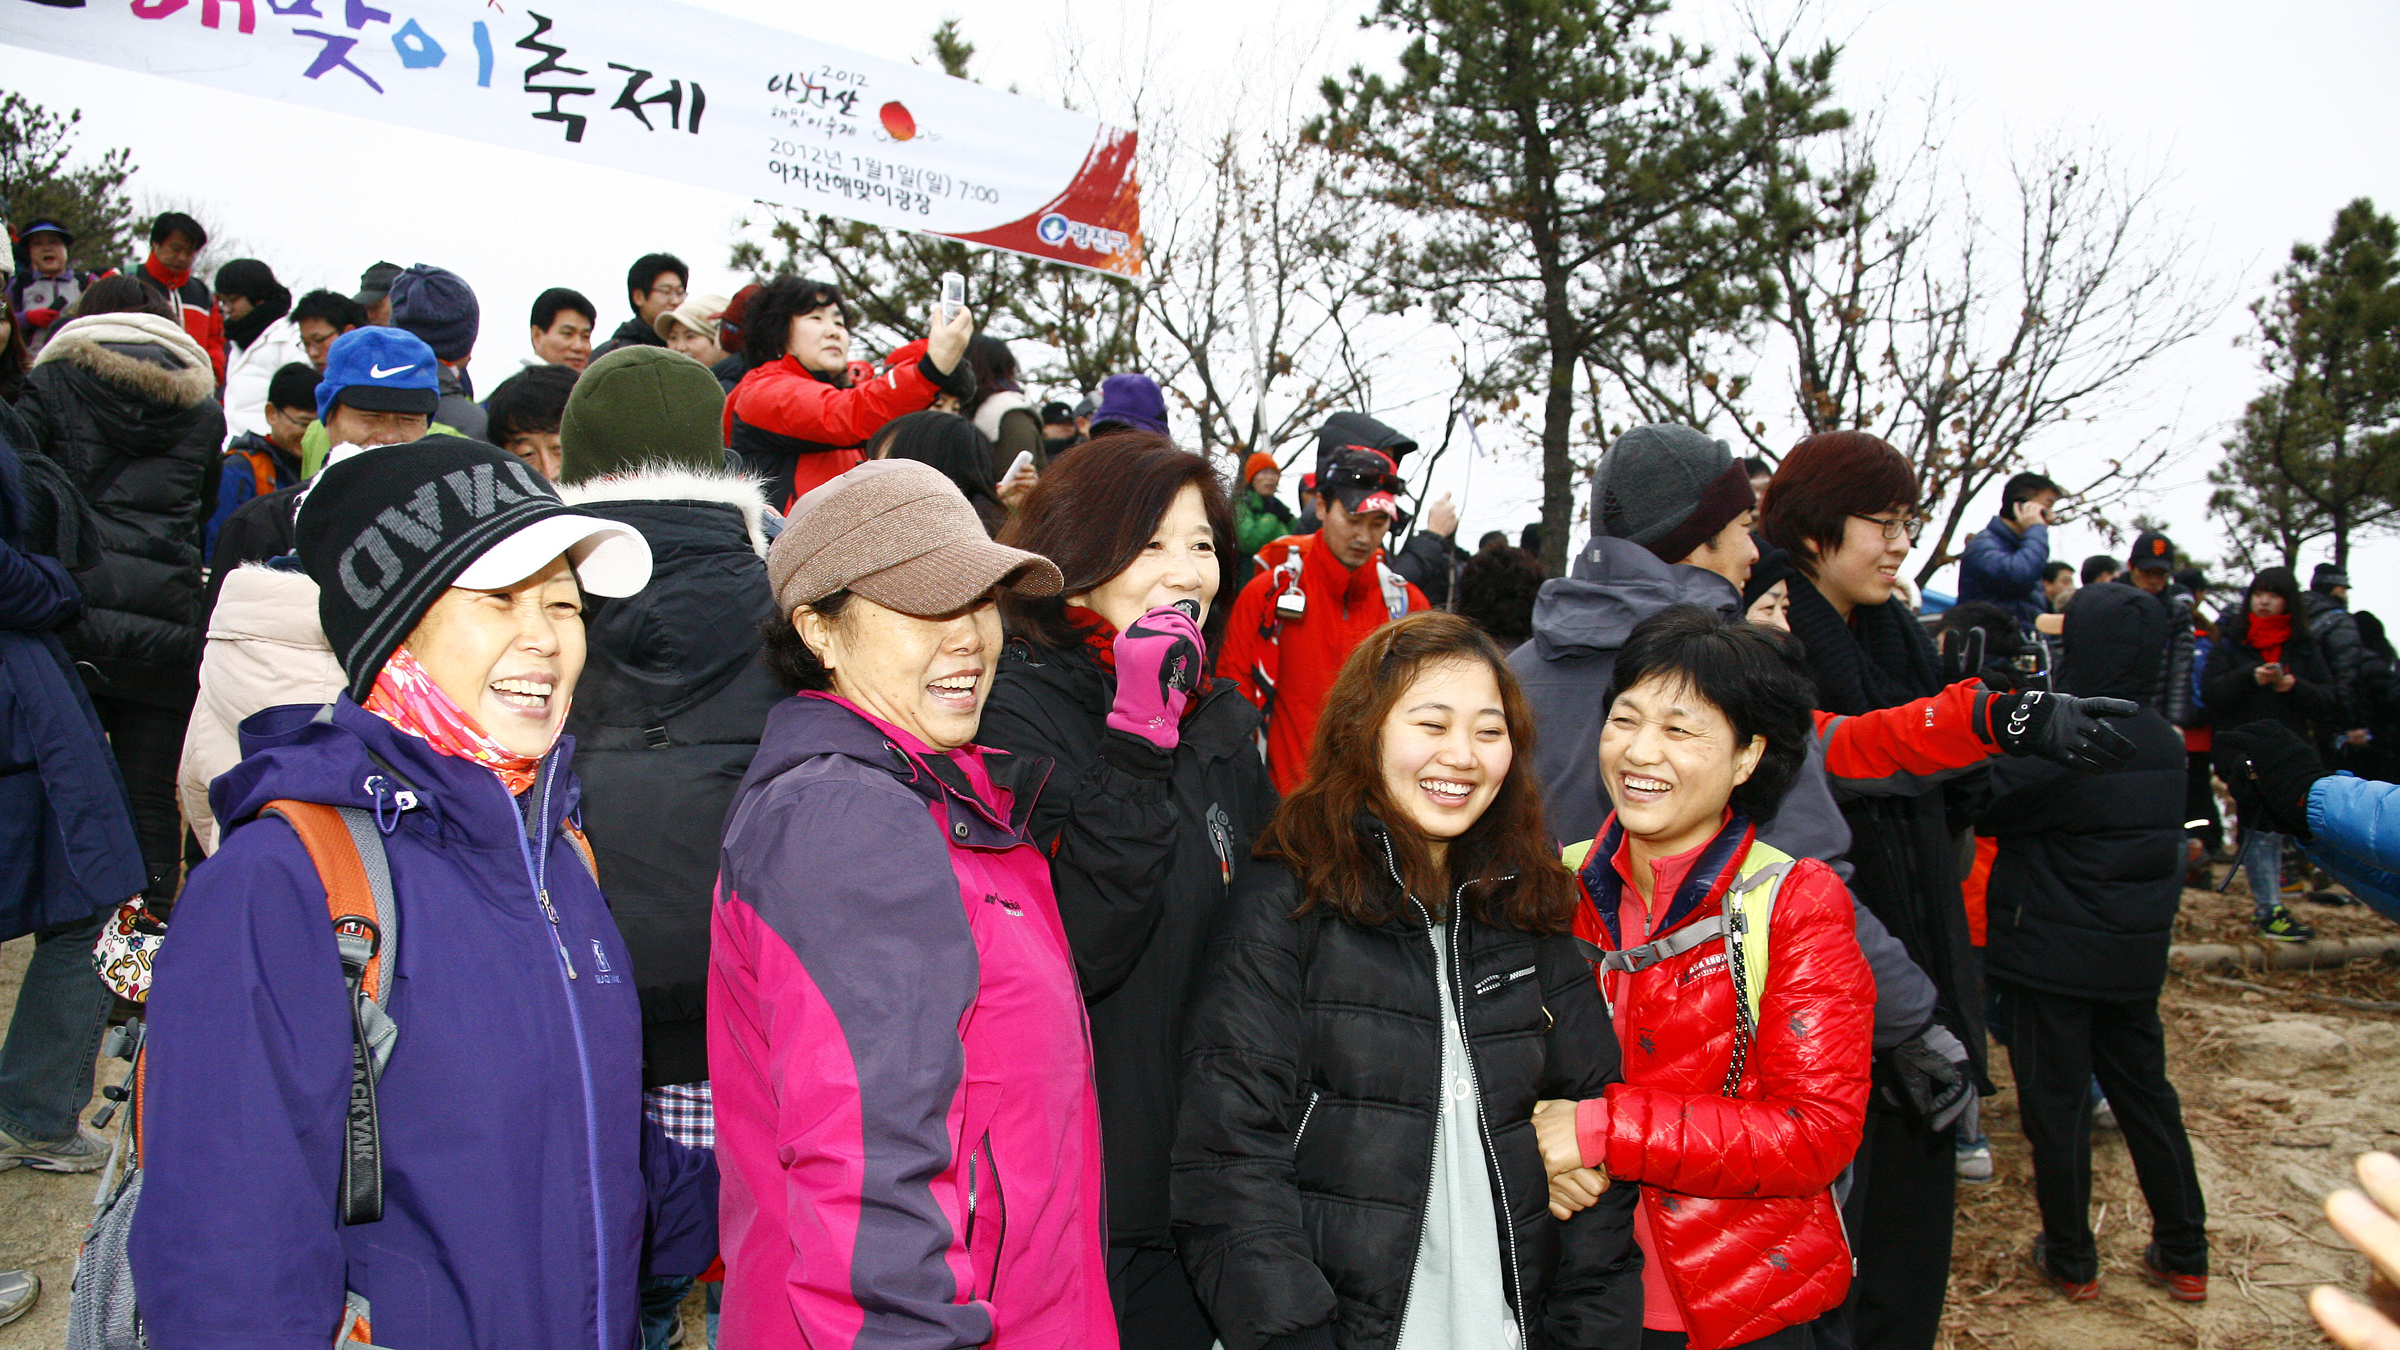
[1322,446,1404,519]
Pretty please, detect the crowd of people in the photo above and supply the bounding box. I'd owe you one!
[3,206,2400,1350]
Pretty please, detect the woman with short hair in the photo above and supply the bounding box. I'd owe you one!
[711,459,1117,1348]
[723,276,974,511]
[977,434,1273,1347]
[1534,605,1874,1349]
[1174,611,1641,1350]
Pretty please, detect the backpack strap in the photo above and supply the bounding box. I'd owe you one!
[261,799,400,1226]
[1718,858,1792,1096]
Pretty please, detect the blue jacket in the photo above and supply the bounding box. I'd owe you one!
[132,698,716,1350]
[1955,514,2049,627]
[0,431,145,940]
[2307,772,2400,927]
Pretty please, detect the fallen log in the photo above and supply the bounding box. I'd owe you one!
[2170,934,2400,973]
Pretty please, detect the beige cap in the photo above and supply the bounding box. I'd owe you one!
[767,459,1062,616]
[653,292,731,343]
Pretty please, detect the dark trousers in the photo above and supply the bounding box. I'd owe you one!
[2185,751,2223,853]
[1830,1110,1954,1350]
[1108,1244,1215,1350]
[1992,977,2207,1284]
[90,692,190,907]
[1644,1322,1815,1349]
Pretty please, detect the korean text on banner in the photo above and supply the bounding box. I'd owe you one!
[0,0,1141,277]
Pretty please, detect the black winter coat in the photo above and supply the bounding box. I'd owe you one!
[2203,612,2338,757]
[1979,708,2187,1000]
[978,640,1276,1249]
[1784,581,1989,1088]
[559,473,782,1088]
[17,314,223,706]
[2304,589,2367,727]
[1172,844,1642,1350]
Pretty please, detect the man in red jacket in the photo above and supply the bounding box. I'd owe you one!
[1216,447,1428,791]
[133,212,224,384]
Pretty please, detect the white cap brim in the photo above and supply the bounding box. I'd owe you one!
[454,514,653,597]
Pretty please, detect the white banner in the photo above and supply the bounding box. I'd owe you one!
[0,0,1142,275]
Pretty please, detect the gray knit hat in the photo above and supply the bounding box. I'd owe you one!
[1590,423,1756,564]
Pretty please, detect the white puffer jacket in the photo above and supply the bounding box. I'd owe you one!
[220,314,311,445]
[177,564,344,852]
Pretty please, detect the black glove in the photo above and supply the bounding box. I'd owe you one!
[2217,721,2326,840]
[1979,690,2140,772]
[1879,1025,1973,1133]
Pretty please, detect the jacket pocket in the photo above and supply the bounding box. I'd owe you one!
[962,1131,1007,1304]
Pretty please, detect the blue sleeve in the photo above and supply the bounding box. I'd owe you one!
[2306,774,2400,925]
[0,536,79,632]
[640,1115,719,1279]
[203,458,252,565]
[1962,523,2046,600]
[130,819,355,1350]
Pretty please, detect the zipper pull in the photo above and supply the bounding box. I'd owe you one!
[538,889,578,979]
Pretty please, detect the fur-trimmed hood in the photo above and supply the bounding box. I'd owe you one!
[33,311,216,409]
[561,464,772,557]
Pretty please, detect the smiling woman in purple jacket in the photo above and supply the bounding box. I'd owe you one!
[711,458,1118,1348]
[131,437,717,1350]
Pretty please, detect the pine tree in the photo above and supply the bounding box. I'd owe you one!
[0,94,140,272]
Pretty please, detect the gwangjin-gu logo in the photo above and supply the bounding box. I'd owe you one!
[1037,211,1130,256]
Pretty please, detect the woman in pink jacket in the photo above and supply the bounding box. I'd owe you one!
[710,459,1126,1348]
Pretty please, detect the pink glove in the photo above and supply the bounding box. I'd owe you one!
[1108,603,1206,751]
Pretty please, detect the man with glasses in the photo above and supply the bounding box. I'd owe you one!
[291,289,367,373]
[592,252,689,359]
[205,362,317,562]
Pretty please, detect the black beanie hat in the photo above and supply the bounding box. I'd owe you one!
[296,436,583,702]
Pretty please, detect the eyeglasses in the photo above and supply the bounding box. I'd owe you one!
[1851,512,1925,543]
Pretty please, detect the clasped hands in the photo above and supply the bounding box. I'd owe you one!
[1532,1098,1609,1221]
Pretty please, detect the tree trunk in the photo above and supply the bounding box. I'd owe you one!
[1542,341,1576,577]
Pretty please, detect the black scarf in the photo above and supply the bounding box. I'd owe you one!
[223,281,291,352]
[1785,576,1944,715]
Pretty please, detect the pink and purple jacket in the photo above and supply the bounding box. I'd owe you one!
[710,692,1117,1349]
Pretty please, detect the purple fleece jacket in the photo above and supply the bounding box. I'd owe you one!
[131,697,716,1350]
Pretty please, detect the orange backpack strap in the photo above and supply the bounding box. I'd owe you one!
[564,821,599,882]
[258,798,399,1227]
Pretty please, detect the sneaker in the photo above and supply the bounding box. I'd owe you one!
[2140,1244,2207,1303]
[2256,905,2317,943]
[0,1120,110,1173]
[0,1268,35,1328]
[2031,1235,2099,1301]
[1956,1139,1995,1183]
[2094,1095,2118,1131]
[2311,889,2357,907]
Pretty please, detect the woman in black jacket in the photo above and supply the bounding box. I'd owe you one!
[1172,612,1640,1350]
[979,436,1277,1348]
[15,291,223,908]
[2205,566,2338,941]
[1758,430,1977,1347]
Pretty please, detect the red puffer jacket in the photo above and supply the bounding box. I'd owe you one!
[1570,814,1872,1350]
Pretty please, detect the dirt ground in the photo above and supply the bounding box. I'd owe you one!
[3,879,2393,1348]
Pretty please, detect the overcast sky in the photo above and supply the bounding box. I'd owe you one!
[4,0,2397,600]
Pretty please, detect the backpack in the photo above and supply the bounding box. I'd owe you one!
[69,799,403,1350]
[1565,838,1794,1096]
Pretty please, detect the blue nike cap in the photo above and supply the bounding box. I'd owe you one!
[317,326,442,422]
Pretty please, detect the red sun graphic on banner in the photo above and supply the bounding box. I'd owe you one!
[880,102,917,141]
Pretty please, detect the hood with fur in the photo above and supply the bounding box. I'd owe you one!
[561,465,771,557]
[33,311,216,409]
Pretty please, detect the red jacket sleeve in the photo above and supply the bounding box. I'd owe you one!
[1815,679,1997,794]
[1578,861,1873,1197]
[1215,567,1277,713]
[727,354,945,450]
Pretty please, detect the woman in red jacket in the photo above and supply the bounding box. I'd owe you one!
[1535,605,1873,1350]
[722,275,975,511]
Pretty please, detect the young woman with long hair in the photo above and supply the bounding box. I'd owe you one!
[1174,612,1640,1350]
